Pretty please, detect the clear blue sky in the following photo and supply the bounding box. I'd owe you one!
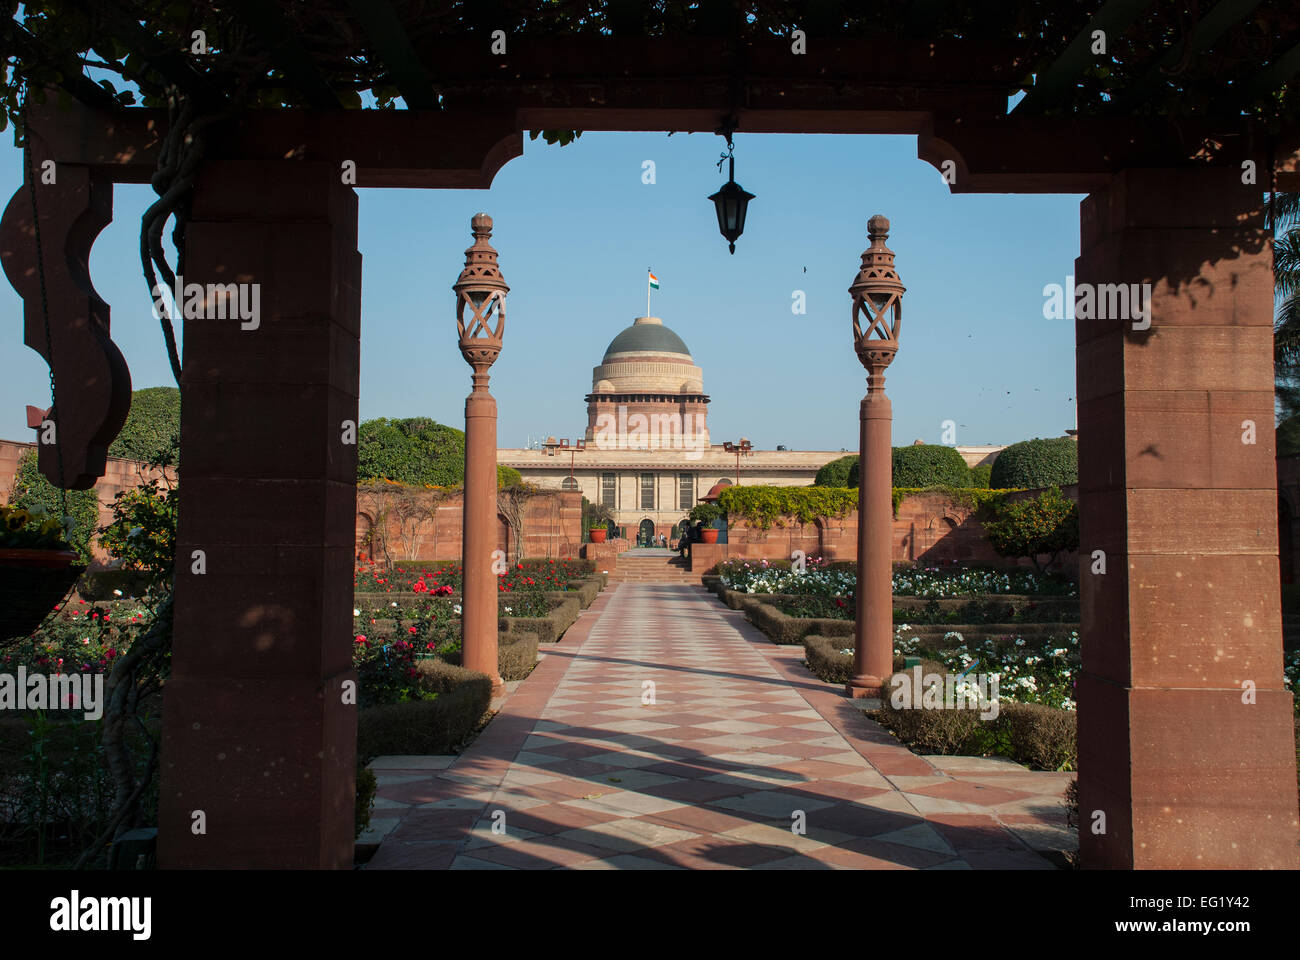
[1,128,1083,453]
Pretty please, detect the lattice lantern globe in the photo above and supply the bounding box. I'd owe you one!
[849,214,905,377]
[453,213,510,371]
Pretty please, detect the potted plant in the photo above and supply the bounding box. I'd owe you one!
[688,503,725,544]
[1,505,85,644]
[581,498,615,544]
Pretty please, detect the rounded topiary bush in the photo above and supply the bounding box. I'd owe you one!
[989,437,1078,489]
[854,444,970,488]
[358,417,466,486]
[497,465,522,488]
[814,455,857,487]
[968,463,992,488]
[108,386,180,465]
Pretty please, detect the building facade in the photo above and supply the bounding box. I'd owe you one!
[500,316,840,543]
[499,315,1006,544]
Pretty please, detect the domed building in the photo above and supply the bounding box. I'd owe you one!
[584,316,710,450]
[499,314,849,546]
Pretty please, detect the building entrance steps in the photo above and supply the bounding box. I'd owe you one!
[364,583,1075,870]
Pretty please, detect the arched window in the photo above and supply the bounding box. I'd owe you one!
[561,477,579,491]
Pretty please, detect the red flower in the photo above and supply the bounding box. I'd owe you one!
[355,635,368,644]
[409,626,418,634]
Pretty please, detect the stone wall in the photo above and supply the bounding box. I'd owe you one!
[356,483,581,563]
[2,439,582,566]
[689,485,1082,574]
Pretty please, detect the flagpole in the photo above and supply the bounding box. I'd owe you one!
[646,268,651,317]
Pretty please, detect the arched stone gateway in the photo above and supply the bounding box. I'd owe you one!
[5,22,1298,870]
[637,518,656,546]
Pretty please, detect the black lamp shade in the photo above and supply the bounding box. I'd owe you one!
[708,157,755,254]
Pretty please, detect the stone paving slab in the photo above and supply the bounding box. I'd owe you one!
[365,583,1075,870]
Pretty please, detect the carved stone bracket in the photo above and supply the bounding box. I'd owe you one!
[0,123,130,489]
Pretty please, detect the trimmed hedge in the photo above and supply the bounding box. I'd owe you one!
[356,660,492,761]
[441,631,539,681]
[873,679,1078,771]
[499,596,581,643]
[564,578,602,608]
[802,636,946,685]
[892,595,1079,624]
[814,455,858,487]
[887,445,972,488]
[989,437,1078,489]
[995,701,1078,771]
[108,386,180,464]
[357,416,466,485]
[745,599,853,645]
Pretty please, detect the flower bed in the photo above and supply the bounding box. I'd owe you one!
[3,597,152,677]
[715,557,1076,599]
[893,625,1080,709]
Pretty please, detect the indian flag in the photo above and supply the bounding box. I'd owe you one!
[648,271,660,289]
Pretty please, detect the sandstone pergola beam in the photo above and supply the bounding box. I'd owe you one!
[1114,0,1265,109]
[345,0,439,110]
[1012,0,1157,115]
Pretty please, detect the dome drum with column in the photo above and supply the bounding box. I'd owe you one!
[584,316,710,447]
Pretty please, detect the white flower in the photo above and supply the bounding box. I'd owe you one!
[453,604,462,615]
[391,602,398,607]
[353,608,361,617]
[113,589,123,597]
[503,606,513,614]
[1051,648,1068,657]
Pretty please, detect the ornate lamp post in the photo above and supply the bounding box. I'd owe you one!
[454,213,508,696]
[848,215,905,699]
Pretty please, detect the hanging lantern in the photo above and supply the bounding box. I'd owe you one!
[709,132,755,254]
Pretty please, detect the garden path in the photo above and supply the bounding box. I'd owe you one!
[363,583,1075,869]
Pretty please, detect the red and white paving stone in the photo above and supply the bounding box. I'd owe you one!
[364,583,1075,870]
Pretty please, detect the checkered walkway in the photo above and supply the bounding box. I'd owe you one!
[363,583,1074,869]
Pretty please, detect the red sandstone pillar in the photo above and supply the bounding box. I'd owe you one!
[455,214,506,697]
[850,385,895,696]
[848,216,905,698]
[1076,168,1300,868]
[159,160,361,868]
